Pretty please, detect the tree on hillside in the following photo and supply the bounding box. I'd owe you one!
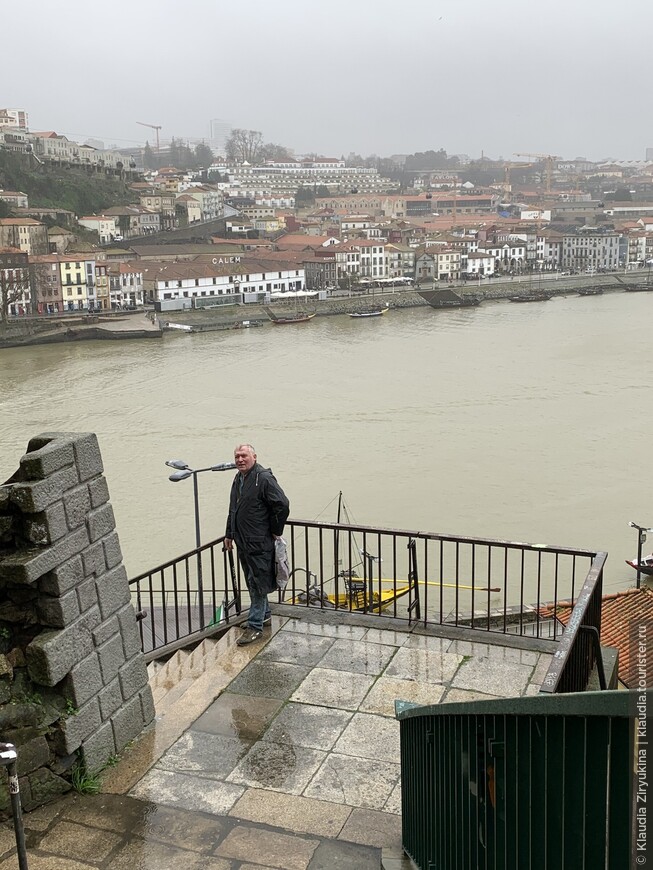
[261,143,294,162]
[225,129,264,163]
[295,186,315,206]
[605,187,632,201]
[194,142,214,169]
[143,141,157,170]
[0,199,11,218]
[0,267,30,324]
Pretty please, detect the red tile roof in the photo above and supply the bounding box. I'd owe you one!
[541,586,653,688]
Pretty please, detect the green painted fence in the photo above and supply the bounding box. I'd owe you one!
[397,690,645,869]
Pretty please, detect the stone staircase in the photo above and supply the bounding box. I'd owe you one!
[143,621,418,870]
[146,636,225,712]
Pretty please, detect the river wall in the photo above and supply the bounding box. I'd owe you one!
[0,433,153,815]
[2,272,650,346]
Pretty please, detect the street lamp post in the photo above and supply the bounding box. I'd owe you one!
[628,521,653,589]
[165,459,236,626]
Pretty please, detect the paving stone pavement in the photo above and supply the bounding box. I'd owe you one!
[0,612,554,869]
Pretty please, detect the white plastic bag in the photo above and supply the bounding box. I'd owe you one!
[275,536,290,591]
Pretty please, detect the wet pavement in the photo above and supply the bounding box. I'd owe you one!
[0,610,553,869]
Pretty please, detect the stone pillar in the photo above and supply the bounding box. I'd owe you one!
[0,433,154,813]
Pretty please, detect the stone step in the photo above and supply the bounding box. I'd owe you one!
[149,649,191,692]
[381,849,418,870]
[148,638,224,711]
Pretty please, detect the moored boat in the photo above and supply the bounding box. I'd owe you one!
[349,305,389,318]
[509,292,552,303]
[625,554,653,576]
[578,288,603,296]
[418,288,482,309]
[269,312,316,325]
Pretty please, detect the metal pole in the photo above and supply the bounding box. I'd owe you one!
[192,472,201,550]
[637,528,644,589]
[192,472,205,627]
[0,744,28,870]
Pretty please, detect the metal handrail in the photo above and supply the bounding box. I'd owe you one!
[129,519,604,697]
[538,550,607,693]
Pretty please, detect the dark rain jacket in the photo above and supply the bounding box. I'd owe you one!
[225,463,290,595]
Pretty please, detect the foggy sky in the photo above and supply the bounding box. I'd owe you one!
[7,0,652,161]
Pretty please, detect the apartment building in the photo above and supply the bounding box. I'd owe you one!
[30,254,64,314]
[536,231,564,270]
[562,231,620,271]
[0,108,28,130]
[107,263,144,309]
[354,240,387,278]
[0,247,30,316]
[0,218,49,255]
[385,243,416,278]
[59,255,96,311]
[139,191,177,230]
[0,190,28,208]
[78,215,119,244]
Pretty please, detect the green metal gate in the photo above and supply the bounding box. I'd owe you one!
[397,690,643,869]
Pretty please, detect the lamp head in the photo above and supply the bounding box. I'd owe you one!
[169,469,193,482]
[166,460,189,470]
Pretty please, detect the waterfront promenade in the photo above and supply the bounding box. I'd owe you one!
[1,269,650,349]
[0,609,553,869]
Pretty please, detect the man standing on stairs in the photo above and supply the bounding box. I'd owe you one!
[224,444,290,646]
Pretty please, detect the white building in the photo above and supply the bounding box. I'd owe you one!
[562,231,620,271]
[0,108,28,130]
[78,215,119,244]
[465,252,495,276]
[146,260,305,310]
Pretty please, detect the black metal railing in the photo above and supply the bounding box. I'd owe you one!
[396,689,643,870]
[283,518,601,639]
[129,537,240,657]
[538,550,608,693]
[130,519,605,682]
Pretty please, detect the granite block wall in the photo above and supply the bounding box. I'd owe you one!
[0,432,154,814]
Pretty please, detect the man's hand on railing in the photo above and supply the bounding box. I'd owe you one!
[224,537,234,551]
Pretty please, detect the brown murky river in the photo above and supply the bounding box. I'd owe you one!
[1,291,651,592]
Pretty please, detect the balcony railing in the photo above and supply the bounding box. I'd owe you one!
[396,689,643,870]
[129,518,606,689]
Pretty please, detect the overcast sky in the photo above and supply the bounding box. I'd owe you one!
[7,0,652,161]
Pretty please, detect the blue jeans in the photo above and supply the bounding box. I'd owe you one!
[248,587,271,631]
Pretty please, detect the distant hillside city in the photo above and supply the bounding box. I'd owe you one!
[1,106,653,319]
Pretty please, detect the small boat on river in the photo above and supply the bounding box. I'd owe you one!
[269,312,316,325]
[624,284,653,292]
[509,292,552,303]
[578,288,603,296]
[625,554,653,576]
[349,305,389,318]
[418,289,482,309]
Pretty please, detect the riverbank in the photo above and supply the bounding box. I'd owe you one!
[0,312,162,349]
[161,270,650,333]
[2,271,650,348]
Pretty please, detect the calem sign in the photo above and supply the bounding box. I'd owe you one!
[212,256,242,264]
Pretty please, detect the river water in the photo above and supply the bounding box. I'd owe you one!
[1,291,650,593]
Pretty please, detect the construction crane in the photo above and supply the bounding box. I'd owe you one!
[501,161,534,199]
[513,153,561,193]
[136,122,162,157]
